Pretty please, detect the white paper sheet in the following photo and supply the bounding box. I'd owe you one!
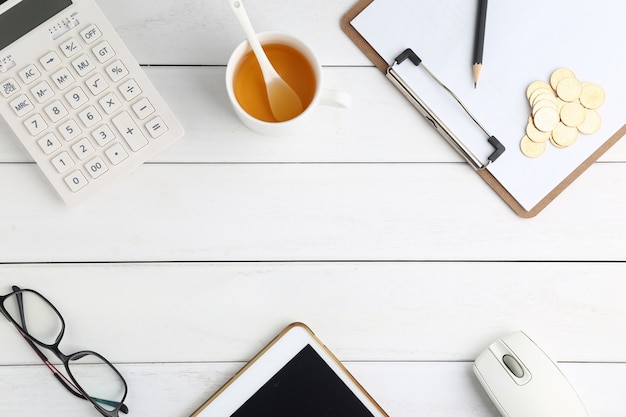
[351,0,626,211]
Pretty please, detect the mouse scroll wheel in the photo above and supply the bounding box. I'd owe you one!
[502,354,525,378]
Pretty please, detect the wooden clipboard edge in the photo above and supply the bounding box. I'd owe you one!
[341,0,387,73]
[510,123,626,218]
[341,0,626,218]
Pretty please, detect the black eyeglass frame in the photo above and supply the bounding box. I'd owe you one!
[0,286,129,417]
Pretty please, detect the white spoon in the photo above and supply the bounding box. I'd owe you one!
[228,0,304,122]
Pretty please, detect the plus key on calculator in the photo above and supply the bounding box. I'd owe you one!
[0,0,184,205]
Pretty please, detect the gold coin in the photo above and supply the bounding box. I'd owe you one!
[532,99,558,116]
[556,77,582,102]
[530,93,558,108]
[551,122,578,147]
[578,108,602,134]
[521,135,546,158]
[529,87,556,102]
[526,80,552,99]
[579,83,605,109]
[529,92,556,104]
[550,136,565,149]
[560,102,587,127]
[533,106,559,132]
[526,120,550,142]
[550,68,576,90]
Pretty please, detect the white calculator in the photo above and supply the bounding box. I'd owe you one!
[0,0,184,205]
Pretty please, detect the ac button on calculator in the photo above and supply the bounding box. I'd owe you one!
[0,0,184,205]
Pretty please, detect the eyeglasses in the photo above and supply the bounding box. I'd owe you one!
[0,286,129,417]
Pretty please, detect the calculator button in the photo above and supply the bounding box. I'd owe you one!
[18,65,41,84]
[44,100,69,122]
[71,54,96,77]
[71,137,96,160]
[37,132,62,155]
[51,67,75,90]
[131,98,155,120]
[85,72,109,96]
[145,117,168,138]
[98,92,122,115]
[59,37,82,58]
[24,113,47,136]
[65,86,89,109]
[58,119,82,141]
[77,105,101,128]
[92,41,115,63]
[105,60,128,82]
[1,77,20,98]
[40,51,61,71]
[92,124,116,146]
[78,105,102,128]
[113,111,148,151]
[105,142,129,165]
[118,79,142,101]
[85,156,108,178]
[80,24,102,44]
[64,170,88,192]
[10,95,34,117]
[51,151,75,173]
[30,80,55,104]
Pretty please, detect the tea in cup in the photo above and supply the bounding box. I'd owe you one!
[225,31,350,134]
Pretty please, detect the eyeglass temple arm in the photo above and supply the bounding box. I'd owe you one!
[13,324,82,396]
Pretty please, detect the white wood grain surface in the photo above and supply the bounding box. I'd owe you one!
[1,0,625,416]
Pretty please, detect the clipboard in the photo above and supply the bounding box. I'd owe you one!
[341,0,626,218]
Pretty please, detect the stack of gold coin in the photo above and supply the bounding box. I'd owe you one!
[520,68,605,158]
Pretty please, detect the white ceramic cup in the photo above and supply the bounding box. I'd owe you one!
[225,31,351,135]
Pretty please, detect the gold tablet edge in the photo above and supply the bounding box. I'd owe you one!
[190,322,389,417]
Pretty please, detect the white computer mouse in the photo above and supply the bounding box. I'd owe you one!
[473,331,588,417]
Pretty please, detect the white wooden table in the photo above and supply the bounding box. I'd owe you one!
[1,1,626,416]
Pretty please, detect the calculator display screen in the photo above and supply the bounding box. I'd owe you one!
[0,0,72,50]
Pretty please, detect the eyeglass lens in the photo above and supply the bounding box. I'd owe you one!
[2,290,63,345]
[68,353,127,412]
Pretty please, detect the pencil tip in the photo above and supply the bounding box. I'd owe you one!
[472,63,482,88]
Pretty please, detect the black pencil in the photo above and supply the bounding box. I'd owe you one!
[473,0,488,88]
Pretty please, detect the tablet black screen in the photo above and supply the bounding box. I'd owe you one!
[232,344,375,417]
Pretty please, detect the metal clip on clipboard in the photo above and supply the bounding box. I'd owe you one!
[386,49,505,170]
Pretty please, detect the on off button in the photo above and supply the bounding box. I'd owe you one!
[80,24,102,44]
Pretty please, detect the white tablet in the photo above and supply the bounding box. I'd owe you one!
[191,322,389,417]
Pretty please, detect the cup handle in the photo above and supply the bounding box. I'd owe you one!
[319,89,352,108]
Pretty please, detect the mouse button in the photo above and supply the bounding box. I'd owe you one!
[488,340,532,385]
[502,354,524,378]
